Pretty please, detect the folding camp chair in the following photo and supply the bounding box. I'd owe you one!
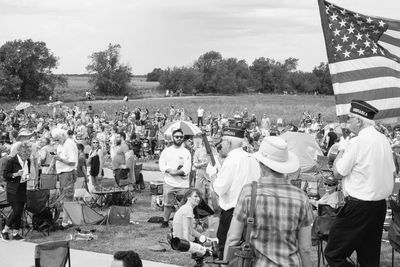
[34,240,71,267]
[134,164,145,191]
[24,189,59,236]
[0,190,11,218]
[389,196,400,267]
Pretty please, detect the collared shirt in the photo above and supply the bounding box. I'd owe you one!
[213,148,260,211]
[17,154,29,183]
[233,176,313,267]
[336,126,395,201]
[159,145,191,188]
[56,138,78,174]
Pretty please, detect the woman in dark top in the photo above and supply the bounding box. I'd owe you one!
[1,142,32,241]
[87,139,103,191]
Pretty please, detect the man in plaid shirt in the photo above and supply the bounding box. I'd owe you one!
[224,136,313,266]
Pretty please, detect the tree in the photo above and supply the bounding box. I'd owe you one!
[159,67,202,94]
[194,51,222,93]
[86,44,132,95]
[312,62,333,95]
[0,39,66,99]
[147,68,163,82]
[211,58,250,94]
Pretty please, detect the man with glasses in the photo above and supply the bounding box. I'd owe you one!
[52,128,78,228]
[207,126,260,258]
[158,128,191,228]
[324,100,396,267]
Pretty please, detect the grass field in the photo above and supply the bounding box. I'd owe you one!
[25,179,399,267]
[53,76,160,102]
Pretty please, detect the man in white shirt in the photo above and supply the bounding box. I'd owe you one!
[197,106,205,127]
[207,127,260,258]
[325,100,396,267]
[52,128,78,228]
[158,128,191,228]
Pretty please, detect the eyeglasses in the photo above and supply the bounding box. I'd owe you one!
[173,135,183,139]
[93,142,99,144]
[324,183,336,187]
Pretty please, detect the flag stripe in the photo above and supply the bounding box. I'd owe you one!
[335,87,400,104]
[380,34,400,47]
[388,20,400,29]
[386,29,400,39]
[329,56,400,73]
[336,97,400,117]
[379,41,400,59]
[331,66,400,83]
[332,76,400,95]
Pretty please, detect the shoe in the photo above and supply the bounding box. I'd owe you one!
[1,231,10,241]
[161,221,169,228]
[12,233,24,241]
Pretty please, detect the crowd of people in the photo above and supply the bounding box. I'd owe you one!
[0,99,399,266]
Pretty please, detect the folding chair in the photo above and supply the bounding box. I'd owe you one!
[134,164,145,191]
[25,189,59,236]
[389,196,400,267]
[34,240,71,267]
[0,190,11,218]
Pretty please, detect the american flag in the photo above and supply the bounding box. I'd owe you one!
[318,0,400,119]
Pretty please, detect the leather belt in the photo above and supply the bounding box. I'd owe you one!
[344,195,384,203]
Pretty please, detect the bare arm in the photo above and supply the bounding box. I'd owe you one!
[223,217,245,260]
[332,150,345,180]
[298,225,312,267]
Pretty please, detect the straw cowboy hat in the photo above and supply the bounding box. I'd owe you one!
[252,136,299,174]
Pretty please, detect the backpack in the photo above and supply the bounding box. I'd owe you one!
[107,206,130,225]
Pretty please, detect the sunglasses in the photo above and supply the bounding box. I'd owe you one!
[173,135,184,139]
[324,183,336,186]
[93,142,99,144]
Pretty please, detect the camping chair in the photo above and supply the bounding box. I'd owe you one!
[312,204,339,267]
[0,189,11,218]
[34,240,71,267]
[134,164,145,191]
[24,189,59,236]
[389,196,400,267]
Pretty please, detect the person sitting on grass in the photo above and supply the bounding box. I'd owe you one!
[111,250,142,267]
[172,188,207,242]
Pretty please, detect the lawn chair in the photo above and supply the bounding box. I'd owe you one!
[134,164,145,191]
[0,189,10,219]
[34,240,71,267]
[389,195,400,267]
[25,189,59,236]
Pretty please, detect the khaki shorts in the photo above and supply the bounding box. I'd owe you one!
[59,170,76,202]
[163,183,188,207]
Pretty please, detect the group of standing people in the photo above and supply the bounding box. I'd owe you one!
[159,99,396,266]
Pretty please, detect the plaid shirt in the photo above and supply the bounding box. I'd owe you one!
[234,176,313,267]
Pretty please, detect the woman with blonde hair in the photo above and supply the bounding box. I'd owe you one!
[87,138,104,191]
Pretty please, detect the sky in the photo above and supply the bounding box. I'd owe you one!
[0,0,399,75]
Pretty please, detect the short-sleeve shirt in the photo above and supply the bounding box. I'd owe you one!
[172,203,195,241]
[336,126,395,200]
[233,176,313,267]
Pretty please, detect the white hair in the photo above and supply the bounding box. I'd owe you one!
[51,128,67,139]
[352,113,375,128]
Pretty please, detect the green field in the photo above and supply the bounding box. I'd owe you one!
[53,75,161,102]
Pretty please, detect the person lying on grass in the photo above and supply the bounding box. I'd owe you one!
[172,188,208,242]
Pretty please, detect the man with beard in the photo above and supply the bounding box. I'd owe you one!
[158,128,191,228]
[112,132,130,182]
[207,127,260,259]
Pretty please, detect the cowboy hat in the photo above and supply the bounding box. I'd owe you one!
[17,128,34,140]
[252,136,299,174]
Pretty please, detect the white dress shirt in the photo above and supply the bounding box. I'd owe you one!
[336,126,395,201]
[213,148,260,210]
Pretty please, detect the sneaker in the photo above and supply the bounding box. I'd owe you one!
[12,233,24,241]
[1,231,10,241]
[160,221,169,228]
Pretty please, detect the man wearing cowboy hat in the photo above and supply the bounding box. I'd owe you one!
[224,136,313,266]
[325,100,396,267]
[207,126,260,259]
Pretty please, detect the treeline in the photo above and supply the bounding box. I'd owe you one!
[147,51,333,95]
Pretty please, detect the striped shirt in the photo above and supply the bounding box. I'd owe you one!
[233,176,313,267]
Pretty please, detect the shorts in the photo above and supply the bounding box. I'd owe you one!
[163,183,188,207]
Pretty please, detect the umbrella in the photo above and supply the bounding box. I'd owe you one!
[161,121,202,136]
[15,102,31,111]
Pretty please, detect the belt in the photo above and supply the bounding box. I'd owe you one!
[41,164,50,167]
[344,195,384,203]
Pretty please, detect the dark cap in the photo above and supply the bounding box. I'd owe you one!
[350,100,378,120]
[222,127,245,138]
